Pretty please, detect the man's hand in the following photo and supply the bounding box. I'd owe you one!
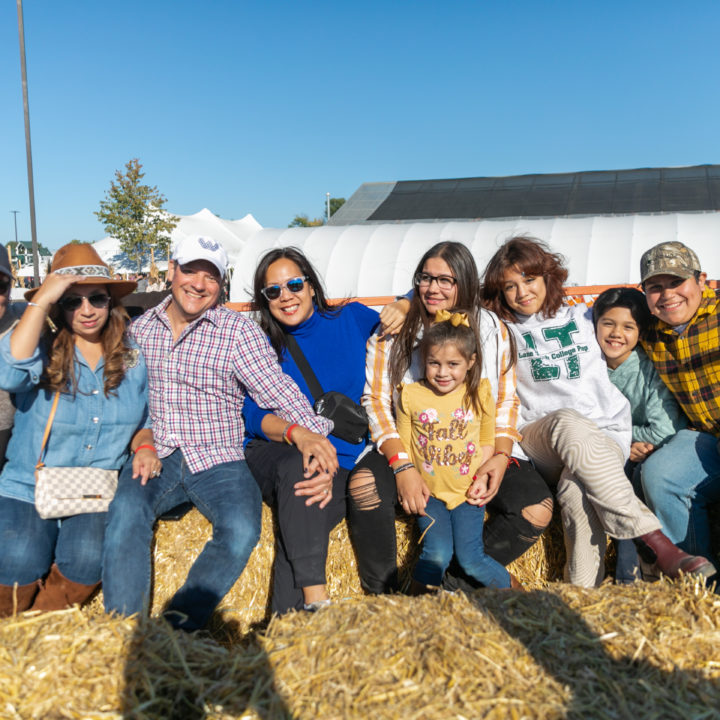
[469,454,507,504]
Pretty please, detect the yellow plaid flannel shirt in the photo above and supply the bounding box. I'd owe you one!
[641,286,720,437]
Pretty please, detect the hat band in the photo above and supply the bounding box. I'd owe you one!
[55,265,111,279]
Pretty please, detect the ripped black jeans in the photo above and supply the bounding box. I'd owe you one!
[346,451,553,594]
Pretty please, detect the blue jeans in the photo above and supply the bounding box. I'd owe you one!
[0,495,105,585]
[414,496,511,589]
[102,449,262,631]
[641,429,720,558]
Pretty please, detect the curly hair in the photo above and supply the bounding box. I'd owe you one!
[389,242,483,388]
[251,246,341,357]
[481,235,568,322]
[592,287,652,339]
[419,309,485,417]
[42,298,133,397]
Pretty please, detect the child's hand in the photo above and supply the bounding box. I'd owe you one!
[466,473,488,506]
[630,441,655,462]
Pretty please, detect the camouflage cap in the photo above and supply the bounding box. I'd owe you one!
[640,241,701,283]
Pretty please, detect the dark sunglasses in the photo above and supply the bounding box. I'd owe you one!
[0,278,10,294]
[57,293,111,312]
[260,276,309,301]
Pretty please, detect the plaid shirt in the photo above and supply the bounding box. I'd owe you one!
[131,297,332,473]
[641,286,720,437]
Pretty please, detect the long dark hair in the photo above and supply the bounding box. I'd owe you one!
[42,294,132,397]
[420,308,484,416]
[252,246,338,356]
[481,235,568,322]
[389,242,483,388]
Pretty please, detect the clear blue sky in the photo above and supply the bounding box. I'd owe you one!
[2,1,718,251]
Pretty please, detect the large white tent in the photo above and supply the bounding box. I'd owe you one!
[92,208,261,272]
[229,212,720,302]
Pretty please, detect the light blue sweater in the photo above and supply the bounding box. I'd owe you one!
[606,348,687,446]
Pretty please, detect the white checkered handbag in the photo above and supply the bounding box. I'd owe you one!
[34,392,118,519]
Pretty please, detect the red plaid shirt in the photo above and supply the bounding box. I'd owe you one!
[131,297,332,473]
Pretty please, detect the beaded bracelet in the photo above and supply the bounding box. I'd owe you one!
[392,462,415,476]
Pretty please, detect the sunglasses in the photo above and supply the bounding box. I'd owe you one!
[260,276,309,301]
[0,278,10,295]
[57,293,111,312]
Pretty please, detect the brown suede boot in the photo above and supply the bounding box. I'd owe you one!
[633,530,717,580]
[509,573,526,591]
[0,581,38,618]
[30,564,101,612]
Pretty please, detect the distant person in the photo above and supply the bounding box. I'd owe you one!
[135,273,148,293]
[637,242,720,570]
[147,272,164,292]
[0,246,22,471]
[102,236,333,631]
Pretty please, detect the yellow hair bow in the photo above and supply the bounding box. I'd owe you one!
[433,309,470,327]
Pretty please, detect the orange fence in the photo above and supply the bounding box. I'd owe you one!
[225,280,719,313]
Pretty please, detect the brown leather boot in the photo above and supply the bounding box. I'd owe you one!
[633,530,716,580]
[0,581,38,618]
[509,573,526,591]
[30,564,101,612]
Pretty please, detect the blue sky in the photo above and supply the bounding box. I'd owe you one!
[1,1,718,251]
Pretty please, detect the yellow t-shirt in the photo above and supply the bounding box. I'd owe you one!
[397,380,495,509]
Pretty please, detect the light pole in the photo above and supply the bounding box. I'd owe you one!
[10,211,19,245]
[16,0,40,285]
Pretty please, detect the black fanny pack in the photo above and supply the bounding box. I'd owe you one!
[284,333,369,444]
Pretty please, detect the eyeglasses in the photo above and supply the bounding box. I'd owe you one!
[261,276,309,301]
[58,293,111,312]
[0,278,10,295]
[414,272,457,291]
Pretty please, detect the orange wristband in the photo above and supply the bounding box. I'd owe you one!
[134,444,157,454]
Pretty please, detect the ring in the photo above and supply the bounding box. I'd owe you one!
[323,489,329,495]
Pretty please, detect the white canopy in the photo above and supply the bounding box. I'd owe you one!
[229,212,720,302]
[93,208,262,272]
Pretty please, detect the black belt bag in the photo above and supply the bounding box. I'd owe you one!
[284,333,369,444]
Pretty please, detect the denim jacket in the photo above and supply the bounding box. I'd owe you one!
[0,333,150,504]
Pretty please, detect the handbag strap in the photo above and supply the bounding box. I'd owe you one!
[35,391,60,471]
[283,333,324,402]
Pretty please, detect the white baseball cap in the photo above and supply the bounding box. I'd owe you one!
[172,235,228,278]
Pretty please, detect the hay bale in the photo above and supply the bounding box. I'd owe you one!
[145,505,421,632]
[3,580,719,718]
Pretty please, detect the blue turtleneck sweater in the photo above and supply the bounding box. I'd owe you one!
[243,302,379,469]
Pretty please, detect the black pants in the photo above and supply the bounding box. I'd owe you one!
[346,451,553,594]
[246,439,348,614]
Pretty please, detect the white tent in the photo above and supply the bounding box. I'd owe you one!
[93,208,262,273]
[229,212,720,302]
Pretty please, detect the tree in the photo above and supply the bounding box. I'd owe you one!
[327,197,345,220]
[288,214,324,228]
[95,158,179,272]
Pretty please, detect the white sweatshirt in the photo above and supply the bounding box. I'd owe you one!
[508,303,632,459]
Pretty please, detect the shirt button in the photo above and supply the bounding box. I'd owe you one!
[92,417,99,423]
[92,390,99,395]
[86,444,92,450]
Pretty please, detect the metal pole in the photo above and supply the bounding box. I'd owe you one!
[10,211,19,244]
[16,0,40,285]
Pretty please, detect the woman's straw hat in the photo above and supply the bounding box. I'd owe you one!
[25,243,137,301]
